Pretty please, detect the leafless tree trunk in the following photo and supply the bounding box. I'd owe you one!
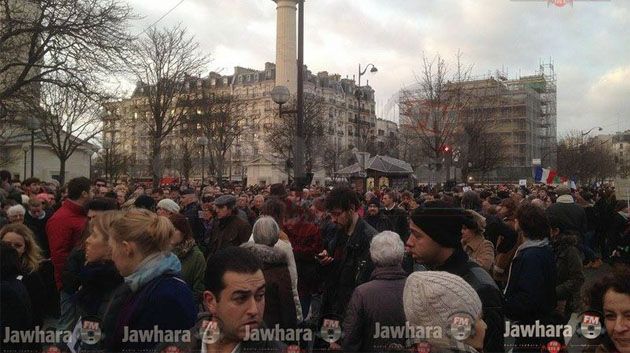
[128,25,209,189]
[188,93,247,185]
[35,82,101,184]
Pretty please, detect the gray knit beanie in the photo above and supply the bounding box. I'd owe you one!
[403,271,482,347]
[157,198,180,213]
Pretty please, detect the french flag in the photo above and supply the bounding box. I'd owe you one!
[534,166,558,185]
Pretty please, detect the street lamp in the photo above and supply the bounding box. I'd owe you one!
[352,147,370,193]
[25,117,40,177]
[581,126,603,137]
[197,136,208,186]
[21,144,29,180]
[271,85,297,183]
[90,151,99,181]
[355,63,378,149]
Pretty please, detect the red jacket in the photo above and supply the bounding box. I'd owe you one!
[46,200,88,289]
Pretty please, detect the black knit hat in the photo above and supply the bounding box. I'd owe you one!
[367,197,381,207]
[410,207,468,248]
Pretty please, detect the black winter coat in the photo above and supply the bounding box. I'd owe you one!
[381,207,410,242]
[429,247,505,353]
[320,218,378,318]
[342,266,407,352]
[552,233,585,320]
[504,240,557,324]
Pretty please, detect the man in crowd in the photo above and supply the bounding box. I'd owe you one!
[46,176,92,329]
[24,198,51,257]
[180,189,205,243]
[381,190,410,242]
[205,195,252,257]
[318,186,378,322]
[22,177,41,198]
[363,197,392,232]
[405,204,505,353]
[201,246,285,353]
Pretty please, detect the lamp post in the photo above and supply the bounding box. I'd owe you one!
[271,85,293,182]
[90,152,99,181]
[352,147,370,194]
[197,136,208,186]
[101,139,111,184]
[25,117,40,177]
[355,63,378,149]
[21,144,29,180]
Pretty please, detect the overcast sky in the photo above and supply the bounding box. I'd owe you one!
[125,0,630,136]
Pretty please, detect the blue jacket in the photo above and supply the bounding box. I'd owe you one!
[504,239,557,323]
[103,274,197,352]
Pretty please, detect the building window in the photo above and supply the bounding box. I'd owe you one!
[378,129,384,136]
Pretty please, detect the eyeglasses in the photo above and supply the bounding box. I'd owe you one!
[96,183,106,187]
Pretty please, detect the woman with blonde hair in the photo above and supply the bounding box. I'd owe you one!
[102,208,196,352]
[1,223,46,326]
[74,211,124,320]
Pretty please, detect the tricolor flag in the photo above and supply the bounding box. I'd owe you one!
[534,166,558,185]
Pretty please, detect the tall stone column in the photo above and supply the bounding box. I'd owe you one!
[273,0,297,94]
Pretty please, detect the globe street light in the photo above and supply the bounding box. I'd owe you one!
[21,144,29,179]
[355,63,377,149]
[197,136,209,186]
[271,85,301,184]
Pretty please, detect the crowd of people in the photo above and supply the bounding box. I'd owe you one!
[0,168,629,353]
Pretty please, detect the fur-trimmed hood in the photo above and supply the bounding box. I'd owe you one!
[241,242,288,266]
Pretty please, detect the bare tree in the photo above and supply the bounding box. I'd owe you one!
[128,25,209,189]
[398,52,472,181]
[191,93,247,184]
[178,136,195,182]
[35,82,101,184]
[457,83,509,183]
[557,131,617,184]
[94,140,131,184]
[0,0,133,124]
[267,93,326,178]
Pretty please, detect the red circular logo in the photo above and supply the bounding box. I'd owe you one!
[416,342,431,353]
[546,340,562,353]
[44,347,62,353]
[161,345,182,353]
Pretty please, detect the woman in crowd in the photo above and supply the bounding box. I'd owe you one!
[260,198,303,321]
[168,212,206,303]
[461,209,495,272]
[583,267,630,353]
[241,216,297,329]
[0,223,46,327]
[103,208,196,352]
[504,203,558,352]
[6,204,25,224]
[74,211,124,320]
[403,271,487,352]
[0,242,35,351]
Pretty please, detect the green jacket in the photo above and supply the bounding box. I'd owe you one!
[178,245,206,303]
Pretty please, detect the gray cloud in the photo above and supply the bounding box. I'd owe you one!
[126,0,630,135]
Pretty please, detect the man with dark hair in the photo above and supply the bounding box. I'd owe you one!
[0,170,21,205]
[405,204,505,353]
[318,186,378,323]
[45,176,92,329]
[363,197,392,232]
[22,177,41,197]
[201,246,284,353]
[504,203,558,352]
[381,190,410,242]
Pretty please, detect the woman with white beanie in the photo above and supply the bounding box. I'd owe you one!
[403,271,487,353]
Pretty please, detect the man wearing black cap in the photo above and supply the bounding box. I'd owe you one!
[363,197,392,232]
[205,194,252,257]
[405,204,505,353]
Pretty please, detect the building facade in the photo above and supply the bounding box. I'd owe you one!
[103,62,384,184]
[399,64,557,183]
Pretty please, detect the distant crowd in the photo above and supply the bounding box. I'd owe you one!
[1,169,629,353]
